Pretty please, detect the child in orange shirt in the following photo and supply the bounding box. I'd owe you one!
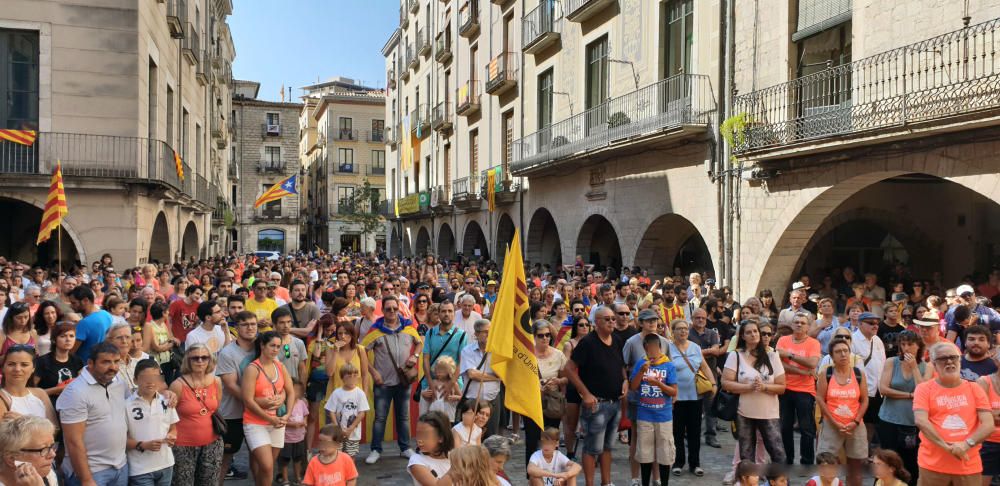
[302,424,358,486]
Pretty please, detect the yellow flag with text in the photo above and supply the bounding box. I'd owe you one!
[485,229,543,428]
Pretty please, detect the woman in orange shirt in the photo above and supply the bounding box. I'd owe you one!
[816,338,869,486]
[169,343,224,485]
[242,331,295,486]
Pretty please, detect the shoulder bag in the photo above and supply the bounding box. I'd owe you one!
[677,343,715,396]
[712,351,740,422]
[252,362,287,417]
[412,329,458,402]
[454,351,490,423]
[383,334,419,385]
[179,375,227,436]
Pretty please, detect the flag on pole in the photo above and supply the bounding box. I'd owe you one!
[401,115,411,172]
[280,84,286,102]
[484,229,544,428]
[0,129,37,146]
[173,150,185,181]
[486,168,496,212]
[254,174,298,208]
[37,160,68,245]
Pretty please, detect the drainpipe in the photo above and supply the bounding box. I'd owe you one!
[716,0,728,288]
[517,2,526,255]
[177,40,184,261]
[725,0,738,296]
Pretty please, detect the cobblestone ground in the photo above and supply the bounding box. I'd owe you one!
[229,428,877,486]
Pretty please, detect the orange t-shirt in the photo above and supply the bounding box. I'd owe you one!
[984,378,1000,444]
[913,379,991,474]
[824,370,863,427]
[303,453,358,486]
[776,335,821,395]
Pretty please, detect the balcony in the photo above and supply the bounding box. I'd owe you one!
[400,56,411,81]
[410,105,431,138]
[218,58,233,86]
[336,128,358,141]
[564,0,615,23]
[512,73,715,175]
[409,0,419,14]
[435,32,452,63]
[386,125,399,148]
[181,23,199,65]
[196,50,211,86]
[523,1,562,54]
[407,44,419,70]
[262,123,281,137]
[210,115,224,141]
[485,52,518,95]
[387,67,396,89]
[480,166,518,205]
[430,185,453,213]
[417,28,431,56]
[368,129,385,143]
[458,0,480,38]
[255,204,295,221]
[733,17,1000,158]
[166,0,186,38]
[0,132,191,198]
[432,101,453,133]
[379,199,393,218]
[228,160,239,180]
[258,159,286,173]
[456,80,481,116]
[369,164,386,176]
[335,162,355,173]
[212,197,229,222]
[399,6,409,28]
[334,200,358,216]
[451,174,481,210]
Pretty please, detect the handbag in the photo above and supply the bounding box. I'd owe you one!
[542,388,567,419]
[712,352,740,422]
[677,343,715,396]
[180,376,227,436]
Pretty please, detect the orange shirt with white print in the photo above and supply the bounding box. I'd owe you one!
[303,452,358,486]
[913,378,991,474]
[983,376,1000,444]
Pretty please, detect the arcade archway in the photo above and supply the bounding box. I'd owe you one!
[526,208,562,270]
[576,214,622,272]
[463,220,489,260]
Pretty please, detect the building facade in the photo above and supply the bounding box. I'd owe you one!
[300,78,387,255]
[384,0,1000,300]
[0,0,236,267]
[232,80,303,254]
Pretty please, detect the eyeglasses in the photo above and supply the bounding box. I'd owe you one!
[616,312,631,316]
[19,443,57,457]
[933,355,961,364]
[189,355,210,362]
[572,307,585,312]
[383,307,398,312]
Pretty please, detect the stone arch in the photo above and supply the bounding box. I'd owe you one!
[181,221,199,260]
[526,208,563,270]
[390,226,402,258]
[576,214,622,272]
[415,226,431,257]
[402,226,413,258]
[634,213,714,279]
[149,211,171,264]
[438,223,456,260]
[495,213,516,267]
[462,220,489,260]
[0,196,84,267]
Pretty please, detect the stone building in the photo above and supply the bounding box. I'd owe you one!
[384,0,1000,301]
[0,0,236,267]
[300,78,387,255]
[232,80,303,253]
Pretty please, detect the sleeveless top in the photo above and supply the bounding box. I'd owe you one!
[878,357,925,426]
[324,347,361,398]
[1,334,35,356]
[149,320,172,364]
[985,376,1000,444]
[175,377,220,447]
[35,332,52,356]
[0,389,47,419]
[244,359,285,426]
[825,368,862,427]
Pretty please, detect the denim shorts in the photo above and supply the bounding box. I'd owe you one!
[580,399,621,456]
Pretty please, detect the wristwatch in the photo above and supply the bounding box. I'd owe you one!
[136,441,145,453]
[965,438,976,448]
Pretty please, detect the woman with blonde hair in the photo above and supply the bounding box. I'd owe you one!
[438,445,505,486]
[169,342,224,485]
[0,414,59,485]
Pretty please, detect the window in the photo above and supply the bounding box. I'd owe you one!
[337,186,355,213]
[338,148,354,172]
[339,117,353,140]
[166,86,174,147]
[469,129,479,174]
[372,150,386,174]
[264,146,281,170]
[538,69,553,129]
[147,60,157,141]
[266,112,280,126]
[195,123,202,172]
[372,119,384,133]
[665,0,694,76]
[257,229,285,252]
[0,29,39,130]
[585,36,609,133]
[501,111,514,168]
[260,184,281,216]
[181,109,189,162]
[369,187,383,213]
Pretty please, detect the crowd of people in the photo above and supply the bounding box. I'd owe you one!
[0,251,998,486]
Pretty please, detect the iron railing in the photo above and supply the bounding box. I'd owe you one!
[369,164,386,175]
[409,0,419,13]
[435,32,452,62]
[480,165,519,196]
[734,16,1000,153]
[182,23,200,63]
[432,101,452,129]
[512,73,715,172]
[400,5,409,27]
[452,173,480,197]
[335,162,355,173]
[379,199,393,218]
[485,52,518,93]
[456,80,481,114]
[367,129,384,142]
[387,67,396,88]
[459,0,480,36]
[336,129,358,141]
[166,0,186,35]
[258,159,285,172]
[406,44,417,70]
[411,105,430,135]
[195,175,210,207]
[255,204,293,219]
[523,0,562,50]
[417,28,431,55]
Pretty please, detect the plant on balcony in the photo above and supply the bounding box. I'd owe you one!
[223,209,235,229]
[720,112,750,156]
[607,111,631,128]
[551,136,568,148]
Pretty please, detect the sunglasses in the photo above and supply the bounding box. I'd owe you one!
[760,332,774,337]
[189,355,210,362]
[933,355,961,364]
[536,333,551,339]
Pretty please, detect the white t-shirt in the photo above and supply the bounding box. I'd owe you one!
[452,422,482,446]
[407,453,450,486]
[529,450,572,486]
[185,325,227,355]
[723,350,785,420]
[324,387,370,441]
[125,392,180,476]
[850,330,886,397]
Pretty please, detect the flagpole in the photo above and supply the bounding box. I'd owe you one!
[468,381,485,445]
[57,224,62,279]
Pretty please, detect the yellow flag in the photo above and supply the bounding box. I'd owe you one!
[484,229,543,428]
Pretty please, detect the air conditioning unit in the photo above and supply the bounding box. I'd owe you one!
[266,124,280,135]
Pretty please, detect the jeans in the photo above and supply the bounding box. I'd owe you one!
[580,399,620,456]
[128,467,173,486]
[673,400,702,469]
[702,393,717,440]
[735,415,786,464]
[372,383,412,453]
[67,464,129,486]
[779,390,816,464]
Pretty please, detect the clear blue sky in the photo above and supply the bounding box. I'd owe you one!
[229,0,398,102]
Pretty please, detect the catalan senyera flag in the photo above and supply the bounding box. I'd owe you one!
[485,229,544,428]
[173,150,184,181]
[401,115,411,172]
[486,168,497,212]
[36,160,68,245]
[0,129,37,146]
[254,174,298,208]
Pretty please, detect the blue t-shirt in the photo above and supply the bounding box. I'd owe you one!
[629,357,676,423]
[75,310,113,362]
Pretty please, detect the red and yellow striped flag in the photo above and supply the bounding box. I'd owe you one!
[37,160,69,245]
[0,129,37,146]
[173,150,185,181]
[486,168,497,212]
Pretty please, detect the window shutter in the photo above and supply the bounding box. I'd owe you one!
[793,0,851,42]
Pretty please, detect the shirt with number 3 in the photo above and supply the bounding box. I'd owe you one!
[125,392,179,476]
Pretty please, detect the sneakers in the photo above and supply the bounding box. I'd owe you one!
[723,470,736,485]
[224,466,247,480]
[653,481,661,486]
[365,450,381,464]
[630,479,640,486]
[400,449,416,459]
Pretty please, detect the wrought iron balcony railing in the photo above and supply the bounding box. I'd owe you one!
[459,0,480,38]
[400,5,409,28]
[336,129,358,141]
[166,0,186,37]
[410,104,431,136]
[512,73,715,173]
[523,0,562,54]
[368,129,385,143]
[432,101,453,131]
[417,28,431,56]
[456,80,481,116]
[181,22,200,65]
[452,173,480,198]
[435,32,453,63]
[258,159,286,172]
[733,16,1000,154]
[485,52,518,95]
[387,67,396,88]
[565,0,614,23]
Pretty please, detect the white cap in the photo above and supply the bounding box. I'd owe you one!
[791,282,810,291]
[956,284,975,296]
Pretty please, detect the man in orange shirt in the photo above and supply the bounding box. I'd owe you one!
[913,341,994,485]
[776,312,821,465]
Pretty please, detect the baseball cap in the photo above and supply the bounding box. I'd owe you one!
[956,284,975,297]
[858,312,879,322]
[416,282,431,290]
[487,280,497,286]
[637,309,660,321]
[791,282,810,291]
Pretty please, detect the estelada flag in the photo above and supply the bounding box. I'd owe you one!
[37,160,68,245]
[254,174,298,208]
[0,129,36,146]
[484,228,544,428]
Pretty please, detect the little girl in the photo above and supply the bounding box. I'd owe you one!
[452,399,483,446]
[423,356,461,418]
[105,296,128,326]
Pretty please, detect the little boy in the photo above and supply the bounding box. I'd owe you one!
[303,423,358,486]
[628,333,678,486]
[278,380,310,485]
[527,428,581,486]
[805,452,843,486]
[126,359,179,486]
[323,363,369,456]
